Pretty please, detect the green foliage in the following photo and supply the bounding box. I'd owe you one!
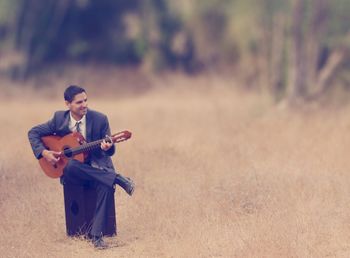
[0,0,349,85]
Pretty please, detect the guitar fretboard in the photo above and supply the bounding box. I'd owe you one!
[63,137,111,157]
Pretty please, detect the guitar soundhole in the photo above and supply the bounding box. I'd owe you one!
[70,201,79,215]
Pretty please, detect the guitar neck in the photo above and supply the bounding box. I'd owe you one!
[61,131,130,158]
[65,138,106,156]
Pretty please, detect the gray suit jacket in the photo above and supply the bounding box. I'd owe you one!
[28,109,116,172]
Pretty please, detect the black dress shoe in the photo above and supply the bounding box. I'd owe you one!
[114,174,135,196]
[92,236,108,249]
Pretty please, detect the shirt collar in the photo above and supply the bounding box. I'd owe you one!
[69,112,86,125]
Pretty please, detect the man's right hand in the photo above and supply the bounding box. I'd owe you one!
[42,150,61,165]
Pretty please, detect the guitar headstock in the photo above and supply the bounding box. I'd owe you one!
[110,130,132,143]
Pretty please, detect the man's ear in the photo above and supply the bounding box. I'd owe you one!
[65,101,70,108]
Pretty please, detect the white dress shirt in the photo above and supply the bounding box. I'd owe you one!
[69,112,87,139]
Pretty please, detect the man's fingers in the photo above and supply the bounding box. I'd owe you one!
[48,151,61,164]
[100,141,112,150]
[50,158,59,165]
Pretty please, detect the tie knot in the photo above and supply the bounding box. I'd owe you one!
[75,121,81,133]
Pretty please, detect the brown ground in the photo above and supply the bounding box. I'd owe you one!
[1,75,350,257]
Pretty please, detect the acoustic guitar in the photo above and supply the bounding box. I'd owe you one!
[39,130,132,178]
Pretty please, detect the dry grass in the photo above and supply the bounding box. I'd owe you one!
[1,75,350,257]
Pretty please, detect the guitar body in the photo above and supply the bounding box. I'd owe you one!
[39,132,86,178]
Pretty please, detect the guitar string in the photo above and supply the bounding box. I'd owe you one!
[70,139,104,155]
[67,137,114,156]
[63,136,125,156]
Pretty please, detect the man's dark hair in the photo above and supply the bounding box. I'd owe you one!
[64,85,86,102]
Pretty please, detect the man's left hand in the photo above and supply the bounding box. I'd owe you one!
[101,139,113,151]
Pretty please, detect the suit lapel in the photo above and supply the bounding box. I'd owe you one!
[86,109,93,142]
[58,111,71,136]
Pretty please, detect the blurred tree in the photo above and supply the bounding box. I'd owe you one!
[309,0,349,99]
[0,0,348,101]
[139,0,196,72]
[288,0,349,101]
[289,0,307,102]
[13,0,141,78]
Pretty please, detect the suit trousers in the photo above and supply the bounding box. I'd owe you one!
[63,159,116,237]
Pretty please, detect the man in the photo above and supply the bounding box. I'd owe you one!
[28,85,134,249]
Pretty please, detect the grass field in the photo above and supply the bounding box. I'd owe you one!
[1,76,350,257]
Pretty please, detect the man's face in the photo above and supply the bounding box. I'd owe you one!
[66,92,88,119]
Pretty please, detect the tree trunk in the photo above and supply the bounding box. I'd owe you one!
[270,13,287,100]
[306,0,328,94]
[289,0,307,102]
[308,48,347,99]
